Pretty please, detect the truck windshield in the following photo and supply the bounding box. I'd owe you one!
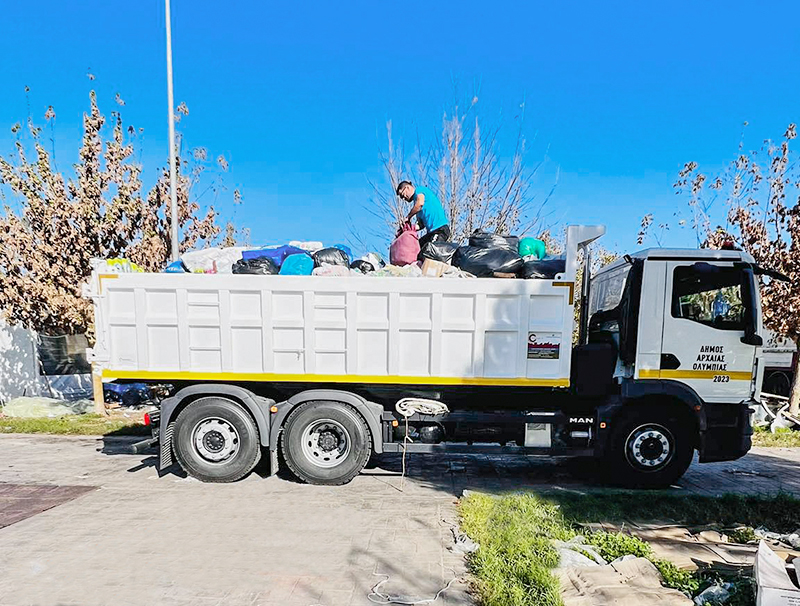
[589,264,631,317]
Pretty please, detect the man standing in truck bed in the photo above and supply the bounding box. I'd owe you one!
[396,180,451,247]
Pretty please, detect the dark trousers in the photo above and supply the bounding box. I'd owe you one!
[419,225,451,249]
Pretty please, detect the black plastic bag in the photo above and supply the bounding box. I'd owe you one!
[232,257,279,275]
[520,257,566,279]
[350,259,375,273]
[453,246,523,277]
[312,247,350,268]
[419,241,459,263]
[469,230,520,251]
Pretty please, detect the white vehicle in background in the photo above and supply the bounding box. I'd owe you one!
[88,225,780,488]
[761,330,797,398]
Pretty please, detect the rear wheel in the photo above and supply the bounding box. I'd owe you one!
[606,407,694,488]
[281,401,371,485]
[173,397,261,483]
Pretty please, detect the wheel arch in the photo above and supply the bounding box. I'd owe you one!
[269,389,384,455]
[159,384,274,469]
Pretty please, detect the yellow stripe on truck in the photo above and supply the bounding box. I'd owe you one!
[638,369,752,381]
[100,369,571,388]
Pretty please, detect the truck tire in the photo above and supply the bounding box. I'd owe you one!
[281,401,372,485]
[173,397,261,483]
[606,407,694,489]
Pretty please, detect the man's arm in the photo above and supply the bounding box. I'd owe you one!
[406,192,425,221]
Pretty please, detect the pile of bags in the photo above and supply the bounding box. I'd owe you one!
[165,242,389,277]
[156,229,564,280]
[391,223,565,280]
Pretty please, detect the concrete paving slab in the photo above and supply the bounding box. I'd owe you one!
[1,434,800,605]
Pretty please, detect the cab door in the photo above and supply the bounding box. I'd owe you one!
[658,261,758,403]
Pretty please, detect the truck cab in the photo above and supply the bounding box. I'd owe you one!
[581,248,759,484]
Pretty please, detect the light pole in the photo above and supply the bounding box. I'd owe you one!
[165,0,179,261]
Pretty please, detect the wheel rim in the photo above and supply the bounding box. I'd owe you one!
[192,417,240,463]
[300,418,351,468]
[625,423,674,472]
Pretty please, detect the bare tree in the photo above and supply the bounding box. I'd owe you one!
[367,90,555,244]
[0,90,230,338]
[672,124,800,413]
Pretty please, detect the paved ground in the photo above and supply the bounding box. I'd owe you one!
[1,436,800,606]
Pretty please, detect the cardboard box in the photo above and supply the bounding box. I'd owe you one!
[756,540,800,605]
[421,259,448,277]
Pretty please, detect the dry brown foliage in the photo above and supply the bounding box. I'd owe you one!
[0,91,227,335]
[672,124,800,410]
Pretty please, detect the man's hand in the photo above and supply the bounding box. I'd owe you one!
[406,192,425,221]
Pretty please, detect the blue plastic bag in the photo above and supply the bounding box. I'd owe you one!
[332,244,353,263]
[279,253,314,275]
[164,260,188,273]
[243,245,305,268]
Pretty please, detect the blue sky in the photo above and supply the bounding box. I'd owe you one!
[1,0,798,255]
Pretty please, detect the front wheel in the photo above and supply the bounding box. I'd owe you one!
[281,401,372,485]
[606,407,694,488]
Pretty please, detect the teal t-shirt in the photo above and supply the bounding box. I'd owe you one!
[414,186,448,232]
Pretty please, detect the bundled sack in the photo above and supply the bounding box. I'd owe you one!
[389,222,420,266]
[350,259,375,273]
[182,247,249,273]
[520,256,566,279]
[164,259,188,273]
[243,245,305,268]
[313,265,351,277]
[279,253,314,275]
[232,257,279,275]
[362,252,386,269]
[331,244,353,263]
[419,241,459,264]
[469,230,520,251]
[453,246,523,277]
[313,247,350,268]
[519,237,547,259]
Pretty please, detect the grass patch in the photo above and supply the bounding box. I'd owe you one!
[752,424,800,447]
[459,492,800,606]
[0,413,148,436]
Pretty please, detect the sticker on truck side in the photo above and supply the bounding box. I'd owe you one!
[528,332,561,360]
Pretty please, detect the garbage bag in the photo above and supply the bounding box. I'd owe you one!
[519,237,547,259]
[350,259,375,273]
[313,265,350,277]
[232,257,279,275]
[312,247,350,268]
[182,247,248,273]
[419,241,459,264]
[469,230,520,251]
[520,256,566,279]
[289,240,324,252]
[243,245,305,268]
[453,246,523,277]
[279,253,314,275]
[362,253,386,269]
[389,222,420,266]
[331,244,353,263]
[164,259,188,273]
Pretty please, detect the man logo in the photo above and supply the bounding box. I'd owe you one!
[569,417,593,424]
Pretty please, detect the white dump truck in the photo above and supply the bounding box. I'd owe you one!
[88,225,767,487]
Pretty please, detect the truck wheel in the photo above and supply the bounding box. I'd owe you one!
[173,397,261,483]
[281,401,371,485]
[607,408,694,489]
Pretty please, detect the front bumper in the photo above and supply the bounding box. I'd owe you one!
[698,401,753,463]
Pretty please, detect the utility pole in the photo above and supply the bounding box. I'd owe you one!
[165,0,179,261]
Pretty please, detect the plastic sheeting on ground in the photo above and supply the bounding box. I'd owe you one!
[558,557,693,606]
[1,396,94,418]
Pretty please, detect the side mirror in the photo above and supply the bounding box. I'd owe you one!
[741,333,763,346]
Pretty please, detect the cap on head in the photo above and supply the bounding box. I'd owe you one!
[396,180,413,195]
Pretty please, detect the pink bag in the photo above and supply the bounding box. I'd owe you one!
[389,221,420,266]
